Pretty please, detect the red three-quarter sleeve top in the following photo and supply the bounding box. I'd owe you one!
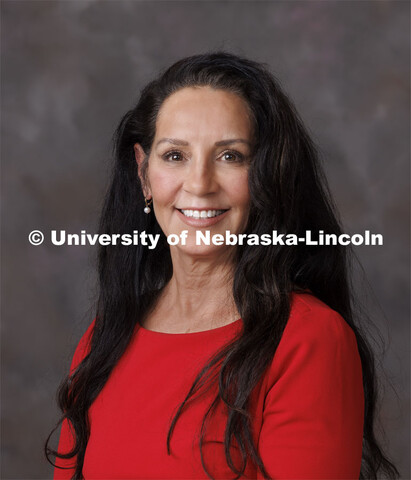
[54,293,364,479]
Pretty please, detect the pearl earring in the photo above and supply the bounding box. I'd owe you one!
[144,197,152,214]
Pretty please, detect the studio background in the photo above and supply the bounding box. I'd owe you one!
[1,1,409,478]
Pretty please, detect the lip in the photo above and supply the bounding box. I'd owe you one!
[175,208,229,228]
[176,207,228,211]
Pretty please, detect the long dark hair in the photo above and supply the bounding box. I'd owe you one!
[46,51,399,479]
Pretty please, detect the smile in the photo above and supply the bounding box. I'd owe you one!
[179,209,227,219]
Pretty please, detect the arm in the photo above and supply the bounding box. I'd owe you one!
[54,319,95,480]
[257,307,364,479]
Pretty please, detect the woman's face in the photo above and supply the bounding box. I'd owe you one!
[135,86,253,258]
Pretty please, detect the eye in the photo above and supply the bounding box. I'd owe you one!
[162,150,184,162]
[220,150,245,163]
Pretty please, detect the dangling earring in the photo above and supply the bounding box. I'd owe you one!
[144,196,152,214]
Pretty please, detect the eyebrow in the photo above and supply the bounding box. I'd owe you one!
[155,138,251,147]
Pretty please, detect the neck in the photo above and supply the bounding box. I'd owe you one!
[152,248,240,333]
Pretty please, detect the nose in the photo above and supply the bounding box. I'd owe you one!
[183,157,218,196]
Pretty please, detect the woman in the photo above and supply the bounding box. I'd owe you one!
[46,52,399,479]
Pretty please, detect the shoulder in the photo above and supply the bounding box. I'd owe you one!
[69,318,96,374]
[285,292,358,348]
[263,293,361,386]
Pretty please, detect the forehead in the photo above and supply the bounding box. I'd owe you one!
[155,86,253,140]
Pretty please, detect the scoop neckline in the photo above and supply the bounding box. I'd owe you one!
[137,317,243,336]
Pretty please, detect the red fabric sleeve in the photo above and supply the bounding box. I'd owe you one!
[257,307,364,479]
[54,319,95,480]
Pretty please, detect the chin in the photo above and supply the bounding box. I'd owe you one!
[172,241,234,260]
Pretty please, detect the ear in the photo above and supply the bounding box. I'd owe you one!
[134,143,151,198]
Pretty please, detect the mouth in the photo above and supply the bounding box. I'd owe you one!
[178,209,228,219]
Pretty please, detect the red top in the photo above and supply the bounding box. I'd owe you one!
[54,293,364,479]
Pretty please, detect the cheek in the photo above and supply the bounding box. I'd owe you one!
[228,172,250,209]
[148,169,180,202]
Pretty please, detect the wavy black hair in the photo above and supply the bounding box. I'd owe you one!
[46,51,399,479]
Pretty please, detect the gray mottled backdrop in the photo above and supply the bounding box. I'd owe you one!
[1,1,409,478]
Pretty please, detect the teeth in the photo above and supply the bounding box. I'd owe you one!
[180,209,226,218]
